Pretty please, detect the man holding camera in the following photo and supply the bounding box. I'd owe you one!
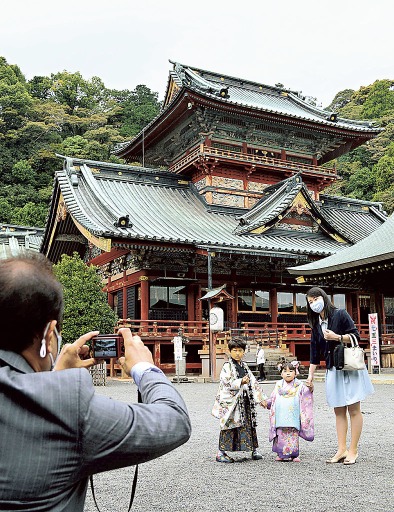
[0,253,191,511]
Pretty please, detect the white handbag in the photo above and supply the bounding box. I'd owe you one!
[343,333,366,371]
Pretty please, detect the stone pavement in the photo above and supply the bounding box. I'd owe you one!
[84,378,393,512]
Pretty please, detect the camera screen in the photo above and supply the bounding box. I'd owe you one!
[93,337,118,358]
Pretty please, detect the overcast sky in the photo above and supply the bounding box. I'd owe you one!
[1,0,392,108]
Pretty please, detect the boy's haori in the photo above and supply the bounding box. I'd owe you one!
[212,339,267,463]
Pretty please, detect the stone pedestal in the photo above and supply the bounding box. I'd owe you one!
[199,347,227,379]
[175,350,188,376]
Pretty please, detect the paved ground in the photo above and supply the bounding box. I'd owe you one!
[84,378,393,512]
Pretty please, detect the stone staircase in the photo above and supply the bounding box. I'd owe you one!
[243,343,308,380]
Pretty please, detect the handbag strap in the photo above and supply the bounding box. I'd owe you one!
[348,333,359,348]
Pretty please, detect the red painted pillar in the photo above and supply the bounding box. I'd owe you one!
[187,285,195,321]
[139,276,149,320]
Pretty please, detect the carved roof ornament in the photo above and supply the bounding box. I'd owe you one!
[56,200,68,222]
[288,192,312,217]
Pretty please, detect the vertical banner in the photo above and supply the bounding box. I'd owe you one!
[173,336,183,361]
[368,313,380,374]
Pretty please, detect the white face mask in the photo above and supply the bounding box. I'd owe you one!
[309,296,324,314]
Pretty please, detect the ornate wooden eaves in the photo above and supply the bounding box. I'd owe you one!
[72,218,112,253]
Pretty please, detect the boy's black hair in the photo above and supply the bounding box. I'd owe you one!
[228,336,247,351]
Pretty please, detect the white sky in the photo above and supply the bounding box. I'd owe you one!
[1,0,392,108]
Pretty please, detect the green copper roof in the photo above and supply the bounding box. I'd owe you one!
[42,156,386,263]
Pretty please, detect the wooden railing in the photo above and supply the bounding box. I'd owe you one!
[169,144,337,177]
[115,319,372,344]
[116,318,209,341]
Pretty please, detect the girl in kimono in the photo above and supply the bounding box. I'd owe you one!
[267,360,314,461]
[212,337,267,463]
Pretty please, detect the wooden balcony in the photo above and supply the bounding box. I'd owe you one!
[116,318,374,343]
[169,144,337,179]
[116,318,209,342]
[109,319,379,376]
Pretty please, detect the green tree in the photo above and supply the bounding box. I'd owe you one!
[327,88,355,112]
[110,84,161,137]
[342,166,378,201]
[11,202,48,226]
[361,80,394,119]
[11,160,36,184]
[0,198,13,223]
[53,253,117,344]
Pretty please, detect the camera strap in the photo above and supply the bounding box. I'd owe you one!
[90,466,138,512]
[89,391,142,512]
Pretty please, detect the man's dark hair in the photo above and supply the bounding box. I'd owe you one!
[306,286,336,328]
[228,336,247,351]
[0,252,63,353]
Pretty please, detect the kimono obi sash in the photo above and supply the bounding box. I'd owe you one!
[275,385,301,430]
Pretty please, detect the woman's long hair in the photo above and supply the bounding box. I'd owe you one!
[306,286,336,328]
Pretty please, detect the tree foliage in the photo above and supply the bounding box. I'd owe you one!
[53,253,117,344]
[0,56,161,226]
[0,54,393,219]
[326,79,394,213]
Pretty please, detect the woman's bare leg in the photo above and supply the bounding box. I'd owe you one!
[333,406,348,456]
[347,401,362,459]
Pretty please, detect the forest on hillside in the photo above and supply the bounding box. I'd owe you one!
[0,55,393,227]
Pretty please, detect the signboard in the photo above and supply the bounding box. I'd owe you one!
[368,313,380,374]
[173,336,183,361]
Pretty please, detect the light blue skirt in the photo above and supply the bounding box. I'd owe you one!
[325,367,374,408]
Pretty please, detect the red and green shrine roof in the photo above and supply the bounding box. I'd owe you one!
[41,156,386,264]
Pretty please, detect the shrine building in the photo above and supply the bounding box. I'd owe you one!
[41,62,386,374]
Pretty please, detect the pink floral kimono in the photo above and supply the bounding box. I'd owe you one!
[267,378,314,460]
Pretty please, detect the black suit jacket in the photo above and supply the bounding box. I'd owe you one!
[0,349,191,511]
[310,308,360,368]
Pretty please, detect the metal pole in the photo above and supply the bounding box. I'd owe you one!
[207,250,216,380]
[142,128,145,167]
[207,250,212,290]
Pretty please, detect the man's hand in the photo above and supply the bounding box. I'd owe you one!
[53,331,98,371]
[118,328,154,375]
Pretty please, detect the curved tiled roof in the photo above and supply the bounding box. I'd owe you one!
[43,157,386,261]
[0,224,44,258]
[170,62,380,133]
[115,62,381,158]
[288,213,394,276]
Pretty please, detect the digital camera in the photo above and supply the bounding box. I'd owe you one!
[90,334,124,359]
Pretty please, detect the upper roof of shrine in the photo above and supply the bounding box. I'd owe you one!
[164,62,379,132]
[41,156,386,263]
[116,61,381,162]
